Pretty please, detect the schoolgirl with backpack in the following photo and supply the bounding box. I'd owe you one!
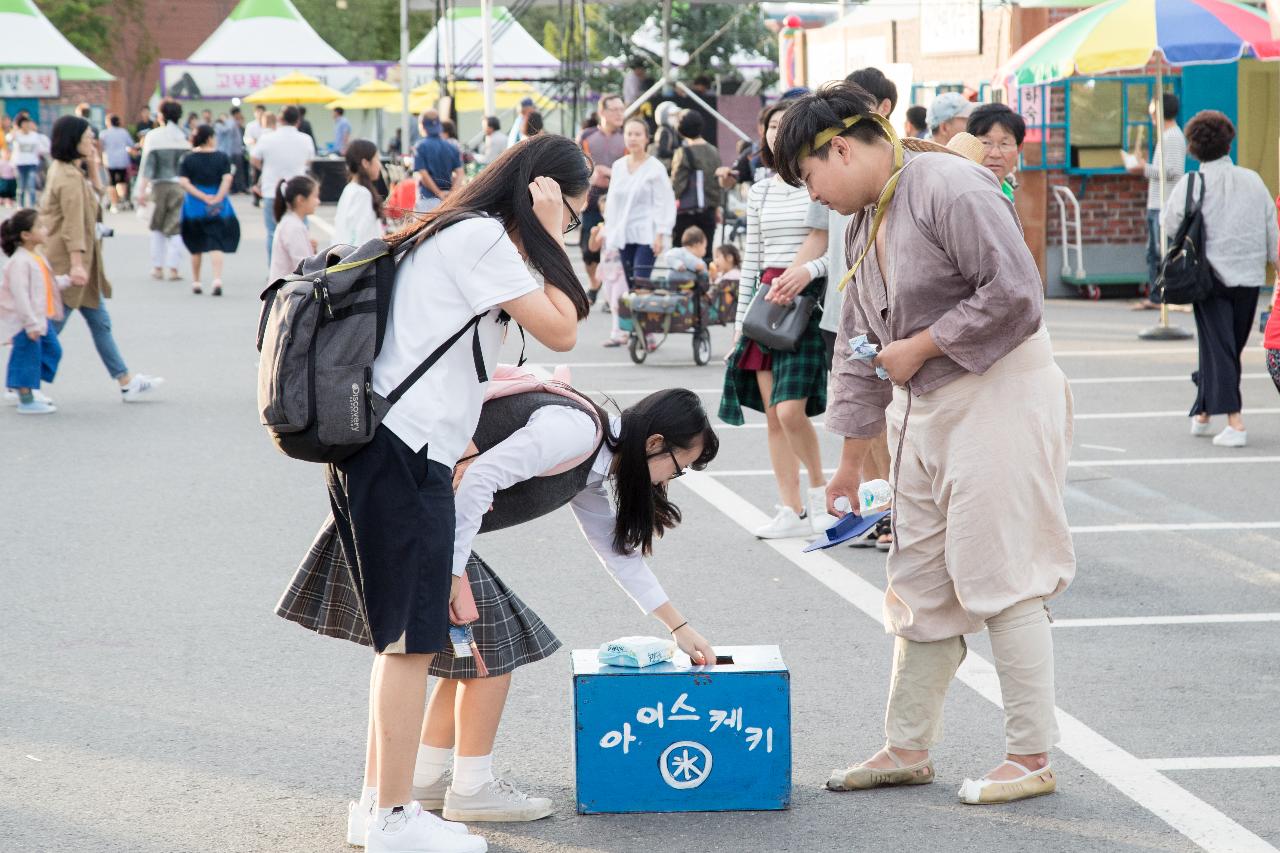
[278,379,719,838]
[259,134,593,853]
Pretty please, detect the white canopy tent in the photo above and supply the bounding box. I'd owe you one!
[409,6,561,81]
[189,0,345,64]
[0,0,113,82]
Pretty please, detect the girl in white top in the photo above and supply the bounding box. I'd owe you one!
[396,388,719,822]
[604,117,676,285]
[331,134,592,853]
[268,175,318,283]
[335,139,384,247]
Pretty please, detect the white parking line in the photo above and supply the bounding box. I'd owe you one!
[1143,756,1280,771]
[707,457,1280,477]
[1070,522,1280,534]
[1052,613,1280,627]
[585,376,1273,396]
[677,471,1278,853]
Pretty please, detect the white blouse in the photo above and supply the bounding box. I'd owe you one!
[452,407,670,614]
[604,154,677,251]
[334,182,382,247]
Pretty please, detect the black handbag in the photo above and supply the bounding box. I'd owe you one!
[740,182,817,352]
[1154,172,1214,305]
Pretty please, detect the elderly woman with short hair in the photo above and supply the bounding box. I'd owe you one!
[966,104,1025,202]
[1162,110,1278,448]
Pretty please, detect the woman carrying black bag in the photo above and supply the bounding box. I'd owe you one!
[1162,111,1278,448]
[719,98,832,540]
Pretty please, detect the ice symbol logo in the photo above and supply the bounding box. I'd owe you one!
[659,741,713,790]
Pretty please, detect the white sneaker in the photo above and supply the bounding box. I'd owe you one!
[365,802,485,853]
[443,778,554,823]
[16,399,56,415]
[807,485,836,533]
[1212,426,1247,447]
[753,505,812,539]
[1190,417,1214,437]
[412,769,453,810]
[121,373,165,402]
[5,389,52,405]
[349,798,469,848]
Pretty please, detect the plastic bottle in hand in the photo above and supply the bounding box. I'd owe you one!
[858,479,892,512]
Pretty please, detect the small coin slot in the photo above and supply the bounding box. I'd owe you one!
[715,655,735,665]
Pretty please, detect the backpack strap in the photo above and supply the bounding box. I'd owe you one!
[386,314,485,406]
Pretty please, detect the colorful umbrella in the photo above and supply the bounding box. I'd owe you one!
[244,71,343,105]
[995,0,1280,89]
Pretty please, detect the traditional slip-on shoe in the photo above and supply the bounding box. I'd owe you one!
[826,753,935,791]
[958,760,1056,804]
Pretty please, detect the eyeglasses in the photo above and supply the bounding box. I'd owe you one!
[563,199,581,235]
[980,138,1020,154]
[648,445,686,480]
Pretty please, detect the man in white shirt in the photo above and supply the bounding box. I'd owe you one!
[253,104,315,262]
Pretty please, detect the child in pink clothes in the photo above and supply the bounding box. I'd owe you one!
[1,209,72,414]
[269,175,320,283]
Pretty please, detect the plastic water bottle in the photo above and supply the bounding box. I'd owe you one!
[858,479,893,512]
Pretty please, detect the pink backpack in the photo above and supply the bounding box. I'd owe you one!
[483,364,604,475]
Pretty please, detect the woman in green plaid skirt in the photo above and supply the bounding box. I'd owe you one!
[720,100,832,539]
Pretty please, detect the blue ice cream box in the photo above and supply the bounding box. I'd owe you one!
[572,644,791,814]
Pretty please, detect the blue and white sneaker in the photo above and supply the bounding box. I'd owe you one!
[16,399,56,415]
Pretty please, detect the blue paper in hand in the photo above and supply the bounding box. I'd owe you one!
[802,510,890,552]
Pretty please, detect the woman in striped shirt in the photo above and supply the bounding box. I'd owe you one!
[720,99,832,539]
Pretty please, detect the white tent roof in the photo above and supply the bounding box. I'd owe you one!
[409,7,561,80]
[189,0,344,64]
[0,0,112,80]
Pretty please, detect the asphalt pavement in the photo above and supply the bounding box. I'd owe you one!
[1,197,1277,853]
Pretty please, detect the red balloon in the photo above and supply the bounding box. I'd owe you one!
[784,14,803,28]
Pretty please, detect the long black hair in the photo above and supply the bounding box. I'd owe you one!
[607,388,719,556]
[0,208,38,256]
[274,174,317,222]
[387,132,592,320]
[190,123,215,148]
[345,138,384,220]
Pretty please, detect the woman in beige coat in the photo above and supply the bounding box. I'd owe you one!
[41,115,163,401]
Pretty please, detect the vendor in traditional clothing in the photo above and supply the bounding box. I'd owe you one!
[770,81,1076,805]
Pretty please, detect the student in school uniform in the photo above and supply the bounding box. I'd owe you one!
[279,386,719,833]
[315,133,594,853]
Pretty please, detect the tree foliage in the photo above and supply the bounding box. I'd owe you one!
[35,0,114,62]
[291,0,437,61]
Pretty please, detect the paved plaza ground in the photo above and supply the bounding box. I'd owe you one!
[2,198,1277,852]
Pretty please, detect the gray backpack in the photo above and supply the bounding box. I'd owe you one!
[255,232,487,464]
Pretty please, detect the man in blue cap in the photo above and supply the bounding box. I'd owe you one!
[414,109,463,213]
[508,96,537,148]
[926,92,975,147]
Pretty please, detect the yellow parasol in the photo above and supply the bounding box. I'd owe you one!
[327,79,402,111]
[244,72,343,105]
[384,81,554,114]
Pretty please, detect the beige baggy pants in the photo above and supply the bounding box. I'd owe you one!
[879,328,1075,755]
[885,598,1060,754]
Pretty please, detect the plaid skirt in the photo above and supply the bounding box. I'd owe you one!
[719,277,828,426]
[275,516,560,678]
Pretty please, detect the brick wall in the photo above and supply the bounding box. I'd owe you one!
[106,0,237,116]
[890,7,1014,93]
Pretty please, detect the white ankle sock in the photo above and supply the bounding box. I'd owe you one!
[359,785,377,812]
[413,744,453,787]
[452,753,494,796]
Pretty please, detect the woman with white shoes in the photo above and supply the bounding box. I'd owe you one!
[771,82,1075,806]
[279,386,718,840]
[1161,110,1277,449]
[719,98,832,540]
